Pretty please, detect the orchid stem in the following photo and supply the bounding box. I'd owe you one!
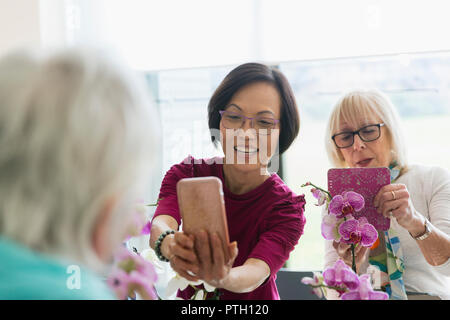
[351,244,357,273]
[147,198,163,207]
[301,182,332,200]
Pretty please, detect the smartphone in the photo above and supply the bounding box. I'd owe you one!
[328,167,391,231]
[176,176,230,247]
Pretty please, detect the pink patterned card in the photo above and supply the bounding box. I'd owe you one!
[328,167,391,231]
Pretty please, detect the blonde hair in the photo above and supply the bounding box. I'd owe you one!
[0,48,160,271]
[325,89,408,168]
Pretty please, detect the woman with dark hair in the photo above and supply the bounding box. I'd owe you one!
[150,63,306,299]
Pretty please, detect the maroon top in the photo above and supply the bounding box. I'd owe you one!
[152,155,306,300]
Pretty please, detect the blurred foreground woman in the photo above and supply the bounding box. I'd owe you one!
[0,48,159,299]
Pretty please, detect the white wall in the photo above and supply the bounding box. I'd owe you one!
[3,1,450,70]
[39,0,68,49]
[62,0,450,71]
[0,0,70,57]
[0,0,42,56]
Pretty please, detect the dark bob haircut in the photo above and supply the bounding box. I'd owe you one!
[208,62,300,155]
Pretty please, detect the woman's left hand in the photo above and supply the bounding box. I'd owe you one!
[373,183,424,232]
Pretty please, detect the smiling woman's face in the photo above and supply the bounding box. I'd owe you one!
[220,81,281,172]
[337,117,393,168]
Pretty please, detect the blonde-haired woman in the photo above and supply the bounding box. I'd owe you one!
[324,89,450,300]
[0,48,159,299]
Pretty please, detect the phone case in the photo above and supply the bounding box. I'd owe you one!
[176,176,230,245]
[328,167,391,231]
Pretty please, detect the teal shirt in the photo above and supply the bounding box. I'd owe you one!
[0,236,115,300]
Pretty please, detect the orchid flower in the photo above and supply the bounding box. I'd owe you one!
[107,248,158,300]
[321,214,349,242]
[107,268,133,300]
[341,274,389,300]
[322,259,360,293]
[140,221,152,235]
[126,201,150,239]
[300,182,387,300]
[301,272,325,298]
[124,270,158,300]
[165,273,203,298]
[302,182,332,203]
[338,217,378,247]
[166,273,217,300]
[115,248,157,279]
[311,188,328,206]
[329,191,365,219]
[140,248,164,273]
[136,199,153,235]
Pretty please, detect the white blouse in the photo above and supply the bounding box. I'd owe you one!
[324,164,450,300]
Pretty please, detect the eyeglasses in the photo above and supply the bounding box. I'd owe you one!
[332,123,385,148]
[219,110,279,135]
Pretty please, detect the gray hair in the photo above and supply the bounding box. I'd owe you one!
[0,48,159,271]
[325,89,408,168]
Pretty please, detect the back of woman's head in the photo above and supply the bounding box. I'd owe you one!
[0,48,159,270]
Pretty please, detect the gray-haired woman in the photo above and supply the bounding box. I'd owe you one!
[0,48,159,299]
[324,89,450,300]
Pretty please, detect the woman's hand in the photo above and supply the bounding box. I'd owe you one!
[194,229,238,289]
[373,183,426,236]
[333,241,370,273]
[161,231,200,282]
[150,216,201,281]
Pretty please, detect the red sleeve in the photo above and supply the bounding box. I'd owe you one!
[248,194,306,276]
[151,156,195,226]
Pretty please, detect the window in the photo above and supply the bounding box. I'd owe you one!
[147,67,233,173]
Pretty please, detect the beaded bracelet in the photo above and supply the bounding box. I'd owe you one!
[154,230,175,262]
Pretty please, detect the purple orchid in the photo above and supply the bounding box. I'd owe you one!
[338,217,378,247]
[117,249,157,280]
[321,214,347,242]
[125,201,150,240]
[108,248,158,300]
[311,188,328,206]
[301,272,325,298]
[329,191,365,219]
[107,268,133,300]
[341,274,389,300]
[300,182,387,300]
[108,268,158,300]
[322,259,360,293]
[141,221,152,235]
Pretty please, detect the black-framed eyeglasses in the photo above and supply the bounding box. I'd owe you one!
[332,123,385,148]
[219,110,279,135]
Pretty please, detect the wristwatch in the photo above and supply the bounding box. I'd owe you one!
[410,218,432,241]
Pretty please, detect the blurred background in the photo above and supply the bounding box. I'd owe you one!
[2,0,450,273]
